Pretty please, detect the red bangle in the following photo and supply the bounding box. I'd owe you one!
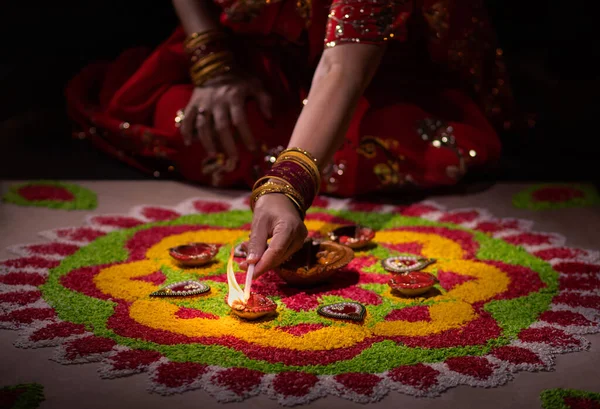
[254,161,317,211]
[269,161,316,207]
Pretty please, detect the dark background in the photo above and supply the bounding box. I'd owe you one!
[0,1,598,182]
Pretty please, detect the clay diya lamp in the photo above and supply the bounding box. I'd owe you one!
[381,256,436,274]
[150,280,211,297]
[226,248,276,320]
[229,292,277,320]
[317,302,366,322]
[327,225,375,249]
[169,243,218,267]
[233,241,249,258]
[388,271,438,296]
[276,240,354,286]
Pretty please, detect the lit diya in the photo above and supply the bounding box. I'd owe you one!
[388,271,438,296]
[276,240,354,286]
[168,242,218,267]
[226,247,276,320]
[381,255,436,273]
[327,225,376,249]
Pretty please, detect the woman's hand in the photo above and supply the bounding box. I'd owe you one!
[241,194,308,278]
[180,75,272,162]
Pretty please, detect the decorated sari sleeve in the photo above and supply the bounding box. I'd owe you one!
[324,0,412,48]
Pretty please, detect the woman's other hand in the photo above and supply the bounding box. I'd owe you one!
[240,194,307,278]
[180,76,272,163]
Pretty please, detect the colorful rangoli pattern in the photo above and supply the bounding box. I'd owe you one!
[2,180,97,210]
[513,184,599,210]
[1,197,600,405]
[541,388,600,409]
[0,383,44,409]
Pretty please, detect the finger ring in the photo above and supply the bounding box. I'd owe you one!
[197,107,207,116]
[174,109,185,128]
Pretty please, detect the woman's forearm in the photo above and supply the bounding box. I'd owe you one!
[287,44,385,168]
[172,0,221,34]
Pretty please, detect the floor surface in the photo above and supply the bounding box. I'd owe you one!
[0,181,599,409]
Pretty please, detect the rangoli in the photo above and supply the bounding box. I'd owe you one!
[2,180,97,210]
[513,183,599,210]
[1,197,599,405]
[541,388,600,409]
[0,383,44,409]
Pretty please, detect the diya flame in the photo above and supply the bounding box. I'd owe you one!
[226,246,277,320]
[227,247,248,309]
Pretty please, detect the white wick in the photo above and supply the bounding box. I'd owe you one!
[244,264,254,301]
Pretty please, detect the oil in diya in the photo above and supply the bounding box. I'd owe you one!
[226,248,276,320]
[381,255,436,273]
[327,225,376,249]
[388,271,438,296]
[168,242,218,267]
[275,240,354,286]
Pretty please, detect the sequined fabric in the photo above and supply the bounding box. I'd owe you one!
[65,0,509,195]
[324,0,410,47]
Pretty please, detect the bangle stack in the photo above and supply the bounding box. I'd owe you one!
[251,148,321,219]
[184,30,236,86]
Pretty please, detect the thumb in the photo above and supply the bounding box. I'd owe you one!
[245,218,269,276]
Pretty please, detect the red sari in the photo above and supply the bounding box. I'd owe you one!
[66,0,512,197]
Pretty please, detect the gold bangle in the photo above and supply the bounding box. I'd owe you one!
[251,181,305,211]
[250,184,305,219]
[254,162,318,200]
[280,147,318,164]
[190,52,234,74]
[184,30,227,49]
[193,65,232,86]
[264,181,306,210]
[185,37,224,54]
[191,58,232,79]
[191,63,233,87]
[252,175,294,191]
[276,154,320,186]
[185,29,222,42]
[277,149,319,175]
[278,150,320,178]
[275,153,321,193]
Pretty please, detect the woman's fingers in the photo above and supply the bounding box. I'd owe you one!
[254,89,273,120]
[212,104,237,160]
[230,97,256,152]
[216,127,238,164]
[245,214,270,274]
[253,221,294,277]
[195,109,217,156]
[194,106,211,134]
[180,104,198,145]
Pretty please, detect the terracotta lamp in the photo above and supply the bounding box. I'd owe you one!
[327,225,375,249]
[168,243,218,267]
[381,256,436,274]
[276,240,354,286]
[233,241,249,258]
[150,280,210,297]
[388,271,438,296]
[226,247,276,320]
